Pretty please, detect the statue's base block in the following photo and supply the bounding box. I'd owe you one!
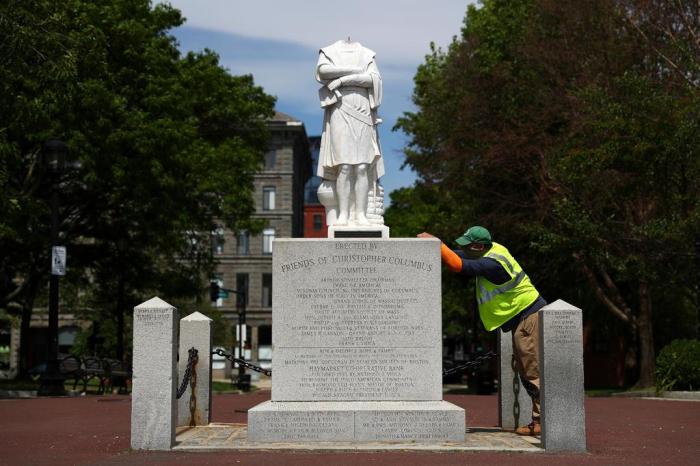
[328,225,390,238]
[248,401,465,442]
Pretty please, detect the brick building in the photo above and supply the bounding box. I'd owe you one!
[211,111,311,372]
[303,136,327,238]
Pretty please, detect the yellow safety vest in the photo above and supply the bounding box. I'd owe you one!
[476,242,540,331]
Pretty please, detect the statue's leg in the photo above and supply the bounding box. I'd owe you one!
[354,164,369,225]
[335,164,352,225]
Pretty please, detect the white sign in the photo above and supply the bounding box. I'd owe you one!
[52,246,66,276]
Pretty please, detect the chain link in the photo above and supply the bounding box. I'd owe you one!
[212,348,272,376]
[176,347,198,399]
[442,350,497,377]
[188,352,198,426]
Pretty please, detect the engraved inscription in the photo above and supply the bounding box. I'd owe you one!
[292,276,422,346]
[545,310,580,347]
[281,347,433,399]
[359,411,462,440]
[134,308,171,328]
[273,240,441,400]
[255,412,350,440]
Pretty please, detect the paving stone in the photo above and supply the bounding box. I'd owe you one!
[174,423,542,452]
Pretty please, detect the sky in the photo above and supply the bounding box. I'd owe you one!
[160,0,474,199]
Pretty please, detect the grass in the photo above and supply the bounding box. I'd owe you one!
[585,388,627,397]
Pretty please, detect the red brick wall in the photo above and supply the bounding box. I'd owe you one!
[303,204,327,238]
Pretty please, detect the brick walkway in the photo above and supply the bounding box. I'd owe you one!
[1,391,699,465]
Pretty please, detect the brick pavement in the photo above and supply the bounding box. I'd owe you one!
[1,391,698,465]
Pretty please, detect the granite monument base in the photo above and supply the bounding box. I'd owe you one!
[248,401,465,442]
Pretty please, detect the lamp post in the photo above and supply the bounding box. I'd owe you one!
[209,282,249,390]
[38,139,68,396]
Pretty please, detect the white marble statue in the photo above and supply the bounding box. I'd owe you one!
[315,39,385,226]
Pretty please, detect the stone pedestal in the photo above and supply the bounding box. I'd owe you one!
[177,312,212,427]
[131,297,178,450]
[539,300,586,452]
[248,238,464,442]
[498,330,532,430]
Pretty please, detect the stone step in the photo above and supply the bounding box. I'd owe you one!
[248,400,465,442]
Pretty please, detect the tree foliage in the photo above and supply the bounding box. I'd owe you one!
[0,0,275,368]
[390,0,700,387]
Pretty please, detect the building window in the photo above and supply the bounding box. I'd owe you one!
[236,230,249,255]
[263,186,276,211]
[236,273,249,306]
[258,325,272,360]
[262,228,275,254]
[313,214,323,231]
[211,227,225,255]
[262,273,272,307]
[264,149,276,170]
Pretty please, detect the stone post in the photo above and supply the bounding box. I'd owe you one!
[178,312,212,427]
[539,300,586,452]
[498,330,532,430]
[131,297,178,450]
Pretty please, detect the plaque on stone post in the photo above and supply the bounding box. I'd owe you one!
[131,297,178,450]
[498,330,532,430]
[539,300,586,452]
[177,311,212,427]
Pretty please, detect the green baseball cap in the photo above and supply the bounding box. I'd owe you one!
[455,226,492,246]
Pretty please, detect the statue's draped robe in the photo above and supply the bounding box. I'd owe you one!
[316,41,384,183]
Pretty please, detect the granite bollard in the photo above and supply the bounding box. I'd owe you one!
[131,297,178,450]
[539,299,586,452]
[498,330,532,430]
[177,312,212,427]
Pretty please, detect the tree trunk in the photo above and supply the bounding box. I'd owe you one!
[18,304,33,378]
[636,279,656,388]
[115,270,125,362]
[17,275,39,379]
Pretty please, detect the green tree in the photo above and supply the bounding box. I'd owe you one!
[0,0,275,371]
[393,0,700,387]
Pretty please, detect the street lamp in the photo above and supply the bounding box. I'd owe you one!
[38,139,68,396]
[209,282,249,390]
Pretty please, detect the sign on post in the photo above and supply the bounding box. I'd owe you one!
[51,246,66,276]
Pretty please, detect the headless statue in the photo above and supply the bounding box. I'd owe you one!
[315,39,384,226]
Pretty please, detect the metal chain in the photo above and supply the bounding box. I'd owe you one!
[176,347,199,399]
[442,350,497,377]
[188,351,198,426]
[212,348,272,376]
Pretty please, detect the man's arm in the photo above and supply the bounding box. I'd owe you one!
[441,245,509,283]
[419,232,509,282]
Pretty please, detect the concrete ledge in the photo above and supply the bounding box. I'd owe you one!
[611,390,700,401]
[248,400,465,442]
[174,423,542,452]
[663,391,700,400]
[0,390,38,399]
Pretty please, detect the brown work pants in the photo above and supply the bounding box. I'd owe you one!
[512,311,541,423]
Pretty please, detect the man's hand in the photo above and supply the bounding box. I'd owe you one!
[417,232,436,239]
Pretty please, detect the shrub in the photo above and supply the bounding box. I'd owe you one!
[656,339,700,392]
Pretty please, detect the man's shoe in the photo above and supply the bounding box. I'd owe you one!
[515,421,541,436]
